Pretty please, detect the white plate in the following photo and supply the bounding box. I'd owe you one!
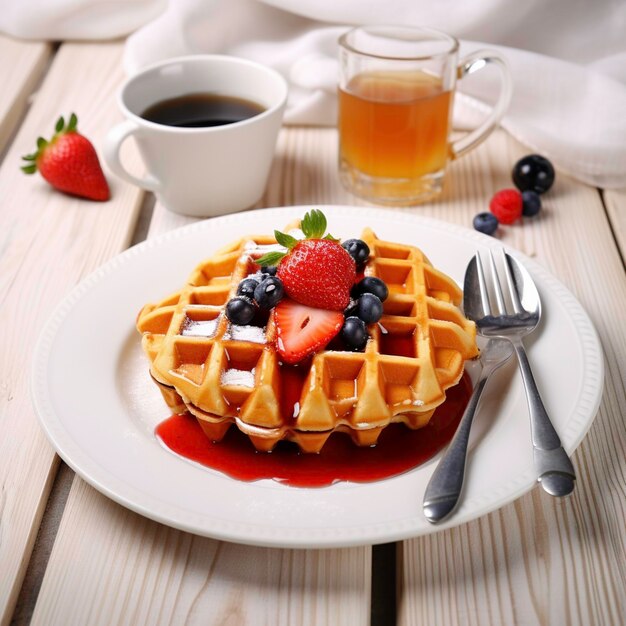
[32,206,603,548]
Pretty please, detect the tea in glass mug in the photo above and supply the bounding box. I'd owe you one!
[338,27,512,205]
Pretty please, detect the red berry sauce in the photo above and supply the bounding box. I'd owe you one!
[155,372,472,488]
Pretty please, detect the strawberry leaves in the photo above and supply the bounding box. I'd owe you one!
[301,209,327,239]
[21,151,37,174]
[255,250,286,266]
[256,209,337,266]
[274,230,298,250]
[67,113,78,132]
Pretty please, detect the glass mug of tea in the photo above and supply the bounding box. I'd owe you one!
[338,26,512,205]
[105,55,288,217]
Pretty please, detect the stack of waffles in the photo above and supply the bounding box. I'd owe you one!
[136,227,478,453]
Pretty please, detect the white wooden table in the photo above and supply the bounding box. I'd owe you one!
[1,38,625,626]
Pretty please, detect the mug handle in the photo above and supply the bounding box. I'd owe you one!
[104,120,162,192]
[450,50,513,159]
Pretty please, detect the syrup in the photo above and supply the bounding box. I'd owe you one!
[279,362,309,420]
[155,372,472,487]
[379,331,416,357]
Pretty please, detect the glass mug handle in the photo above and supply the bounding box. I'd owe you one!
[451,51,513,159]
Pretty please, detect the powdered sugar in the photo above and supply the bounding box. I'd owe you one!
[221,368,256,387]
[224,324,266,343]
[181,316,219,337]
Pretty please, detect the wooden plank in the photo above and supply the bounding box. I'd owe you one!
[30,129,372,626]
[603,188,626,259]
[0,36,51,154]
[398,131,626,626]
[0,42,144,626]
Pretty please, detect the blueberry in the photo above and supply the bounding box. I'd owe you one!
[473,212,499,236]
[351,276,389,302]
[521,190,542,217]
[356,293,383,324]
[261,265,277,276]
[237,277,260,299]
[341,316,368,351]
[342,239,370,265]
[253,276,284,309]
[512,155,555,194]
[225,296,257,325]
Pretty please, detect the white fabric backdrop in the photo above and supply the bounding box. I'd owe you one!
[1,0,625,187]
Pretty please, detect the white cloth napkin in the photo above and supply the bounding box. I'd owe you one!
[2,0,625,188]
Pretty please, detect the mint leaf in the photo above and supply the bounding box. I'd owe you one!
[301,209,327,239]
[256,250,286,266]
[274,230,298,249]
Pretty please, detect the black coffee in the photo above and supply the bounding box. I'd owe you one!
[141,93,265,128]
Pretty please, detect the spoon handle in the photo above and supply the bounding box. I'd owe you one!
[512,339,576,496]
[423,374,488,523]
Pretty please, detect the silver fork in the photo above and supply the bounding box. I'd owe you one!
[423,338,513,523]
[464,249,576,497]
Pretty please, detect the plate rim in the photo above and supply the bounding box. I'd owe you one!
[31,205,604,548]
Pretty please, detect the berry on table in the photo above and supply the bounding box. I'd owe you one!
[489,189,523,225]
[356,293,383,324]
[512,155,555,194]
[521,190,542,217]
[261,265,277,276]
[342,239,370,266]
[225,296,258,325]
[351,276,389,302]
[341,317,368,351]
[254,276,284,309]
[473,212,499,236]
[237,277,260,299]
[21,113,110,201]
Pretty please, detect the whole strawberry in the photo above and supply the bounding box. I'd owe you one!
[21,113,110,201]
[256,209,356,311]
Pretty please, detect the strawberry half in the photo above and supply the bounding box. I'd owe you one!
[21,113,110,201]
[274,300,343,364]
[256,209,356,311]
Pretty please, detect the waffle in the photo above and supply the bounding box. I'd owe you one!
[137,227,478,453]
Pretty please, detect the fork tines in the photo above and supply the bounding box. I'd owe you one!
[475,249,523,317]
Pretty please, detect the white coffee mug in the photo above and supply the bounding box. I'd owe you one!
[105,55,288,217]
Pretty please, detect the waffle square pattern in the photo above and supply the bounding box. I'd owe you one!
[137,227,478,453]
